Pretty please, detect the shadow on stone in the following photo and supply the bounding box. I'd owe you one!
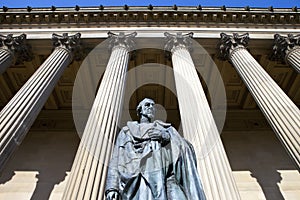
[0,131,79,200]
[250,170,284,200]
[222,131,296,200]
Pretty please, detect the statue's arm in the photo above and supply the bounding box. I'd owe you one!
[161,128,171,146]
[169,126,198,166]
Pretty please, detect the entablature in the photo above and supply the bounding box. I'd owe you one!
[0,6,299,29]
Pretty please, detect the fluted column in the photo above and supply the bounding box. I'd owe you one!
[62,32,137,200]
[219,33,300,170]
[0,33,81,170]
[272,33,300,73]
[0,33,31,73]
[165,32,240,200]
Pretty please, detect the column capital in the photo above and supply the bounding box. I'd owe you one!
[218,32,249,60]
[0,33,26,52]
[107,31,137,51]
[164,32,193,52]
[272,33,300,61]
[52,32,82,60]
[0,33,32,64]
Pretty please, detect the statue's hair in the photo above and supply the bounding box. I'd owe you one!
[136,98,155,117]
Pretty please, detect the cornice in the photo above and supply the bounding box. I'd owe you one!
[0,6,299,25]
[1,27,300,41]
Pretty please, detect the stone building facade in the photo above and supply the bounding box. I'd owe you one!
[0,5,299,200]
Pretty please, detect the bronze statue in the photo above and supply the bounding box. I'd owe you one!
[105,98,206,200]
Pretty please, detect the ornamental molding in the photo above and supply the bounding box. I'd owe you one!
[52,32,83,60]
[218,32,250,60]
[272,33,300,61]
[164,32,193,53]
[0,6,299,25]
[0,33,32,64]
[0,33,26,51]
[52,32,81,50]
[107,31,137,51]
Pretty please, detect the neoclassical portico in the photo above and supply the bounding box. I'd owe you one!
[1,32,300,199]
[0,30,298,200]
[0,5,300,200]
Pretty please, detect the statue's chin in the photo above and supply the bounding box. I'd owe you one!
[148,114,154,120]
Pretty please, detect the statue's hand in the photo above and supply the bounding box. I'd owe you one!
[106,191,119,200]
[148,128,163,141]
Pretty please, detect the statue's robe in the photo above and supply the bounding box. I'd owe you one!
[105,120,206,200]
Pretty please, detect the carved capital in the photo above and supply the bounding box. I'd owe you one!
[272,33,300,61]
[52,33,81,51]
[52,33,82,60]
[0,33,25,52]
[164,32,193,53]
[218,32,249,60]
[108,32,137,51]
[0,33,33,64]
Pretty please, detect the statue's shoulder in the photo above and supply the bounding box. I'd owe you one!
[120,121,139,133]
[126,121,138,128]
[154,120,172,128]
[116,121,139,144]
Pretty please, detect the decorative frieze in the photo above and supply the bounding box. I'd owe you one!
[0,6,299,25]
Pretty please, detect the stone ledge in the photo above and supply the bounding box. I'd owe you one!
[0,6,299,25]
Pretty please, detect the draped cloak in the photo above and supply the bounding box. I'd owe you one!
[105,120,206,200]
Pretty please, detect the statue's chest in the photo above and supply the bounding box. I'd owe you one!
[138,123,154,139]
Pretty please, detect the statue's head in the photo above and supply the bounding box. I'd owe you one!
[136,98,155,121]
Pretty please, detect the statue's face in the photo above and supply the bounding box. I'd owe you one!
[140,99,155,120]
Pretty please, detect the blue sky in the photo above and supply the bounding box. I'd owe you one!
[1,0,299,8]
